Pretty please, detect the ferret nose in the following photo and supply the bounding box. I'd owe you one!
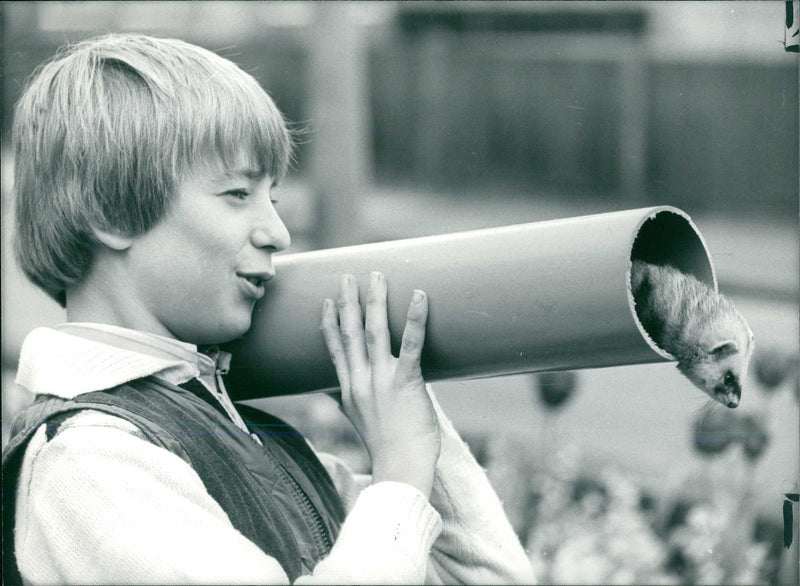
[716,380,741,408]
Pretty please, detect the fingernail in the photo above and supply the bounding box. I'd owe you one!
[413,290,425,304]
[371,271,382,286]
[323,298,332,310]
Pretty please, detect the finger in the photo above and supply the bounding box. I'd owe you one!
[320,297,351,398]
[336,273,370,381]
[396,289,428,386]
[365,271,392,366]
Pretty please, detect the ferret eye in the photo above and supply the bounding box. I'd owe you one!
[724,371,735,385]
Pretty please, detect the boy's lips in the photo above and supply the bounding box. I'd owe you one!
[236,271,274,300]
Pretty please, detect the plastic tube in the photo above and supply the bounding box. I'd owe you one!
[223,206,716,398]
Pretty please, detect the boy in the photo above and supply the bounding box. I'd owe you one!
[3,33,534,584]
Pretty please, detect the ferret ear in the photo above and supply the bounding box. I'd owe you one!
[710,341,738,360]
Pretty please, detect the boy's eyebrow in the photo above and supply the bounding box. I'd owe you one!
[210,168,269,184]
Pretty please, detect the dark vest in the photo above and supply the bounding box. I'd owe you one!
[2,377,345,585]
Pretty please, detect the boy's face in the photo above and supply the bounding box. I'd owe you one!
[125,159,290,345]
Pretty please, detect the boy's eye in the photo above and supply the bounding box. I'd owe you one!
[224,189,249,200]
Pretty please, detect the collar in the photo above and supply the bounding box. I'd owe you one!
[15,324,232,400]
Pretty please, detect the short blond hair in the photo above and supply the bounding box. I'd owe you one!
[13,33,292,307]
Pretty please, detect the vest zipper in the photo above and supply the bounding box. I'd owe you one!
[275,460,333,555]
[213,370,262,446]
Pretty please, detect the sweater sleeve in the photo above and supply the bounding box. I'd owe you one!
[318,386,536,585]
[425,388,536,585]
[15,410,442,585]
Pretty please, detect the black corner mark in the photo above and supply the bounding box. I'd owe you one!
[784,493,799,549]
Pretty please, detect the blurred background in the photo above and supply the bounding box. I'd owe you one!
[2,2,798,584]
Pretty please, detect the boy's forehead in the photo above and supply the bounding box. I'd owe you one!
[192,153,271,184]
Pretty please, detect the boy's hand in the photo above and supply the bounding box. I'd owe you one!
[321,272,441,499]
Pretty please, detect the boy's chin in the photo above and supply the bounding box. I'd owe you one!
[216,319,253,345]
[183,315,253,346]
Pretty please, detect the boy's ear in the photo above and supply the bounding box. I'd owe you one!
[710,340,738,360]
[93,228,134,251]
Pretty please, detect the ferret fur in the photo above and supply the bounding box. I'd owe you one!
[630,260,754,408]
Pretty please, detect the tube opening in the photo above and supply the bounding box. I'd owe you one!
[629,208,717,358]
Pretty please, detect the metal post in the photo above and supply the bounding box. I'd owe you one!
[307,3,371,248]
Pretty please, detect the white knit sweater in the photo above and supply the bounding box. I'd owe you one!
[12,325,535,585]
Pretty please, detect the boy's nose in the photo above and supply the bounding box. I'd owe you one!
[250,213,291,252]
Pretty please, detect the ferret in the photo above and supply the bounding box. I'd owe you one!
[630,260,754,408]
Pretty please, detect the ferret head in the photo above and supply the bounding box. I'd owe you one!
[678,315,755,408]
